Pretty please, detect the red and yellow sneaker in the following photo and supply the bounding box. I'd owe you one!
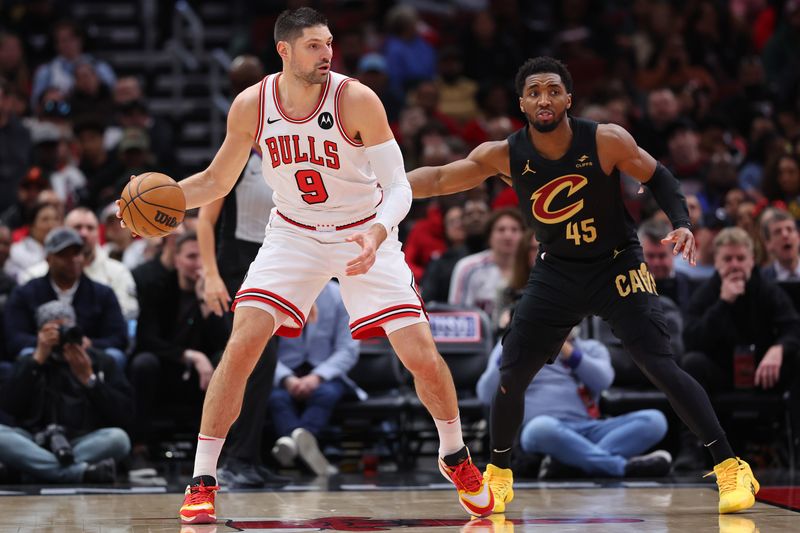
[179,476,219,524]
[438,448,494,518]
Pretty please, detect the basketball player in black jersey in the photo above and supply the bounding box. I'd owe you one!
[408,57,759,515]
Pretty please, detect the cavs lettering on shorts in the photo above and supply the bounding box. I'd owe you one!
[263,135,341,170]
[615,262,659,298]
[530,174,588,224]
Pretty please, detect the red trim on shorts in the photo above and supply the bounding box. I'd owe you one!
[273,73,330,123]
[350,304,423,339]
[232,288,306,329]
[275,325,303,338]
[275,210,376,231]
[253,75,268,142]
[334,78,363,147]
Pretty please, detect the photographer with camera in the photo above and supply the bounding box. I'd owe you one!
[0,300,132,483]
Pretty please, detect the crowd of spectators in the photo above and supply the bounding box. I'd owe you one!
[0,0,798,482]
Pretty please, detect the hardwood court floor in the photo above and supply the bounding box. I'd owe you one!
[0,484,796,532]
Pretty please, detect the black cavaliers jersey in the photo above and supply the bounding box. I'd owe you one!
[508,117,638,260]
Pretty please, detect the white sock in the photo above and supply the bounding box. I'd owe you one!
[192,433,225,479]
[434,413,465,458]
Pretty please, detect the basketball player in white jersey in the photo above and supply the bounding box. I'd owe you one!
[154,7,493,524]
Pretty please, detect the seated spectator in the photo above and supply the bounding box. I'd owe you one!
[495,229,538,336]
[422,198,489,303]
[461,83,524,149]
[449,207,523,322]
[29,121,87,210]
[269,282,359,476]
[0,78,32,215]
[30,20,115,109]
[639,218,693,314]
[0,166,48,233]
[75,119,125,210]
[0,300,132,483]
[762,154,800,220]
[4,227,128,369]
[128,232,228,449]
[0,225,15,364]
[678,227,800,470]
[4,202,61,281]
[357,53,402,123]
[68,59,114,123]
[20,207,138,321]
[761,208,800,281]
[434,47,478,125]
[673,194,717,280]
[477,332,671,479]
[382,5,436,97]
[101,203,148,270]
[108,77,176,175]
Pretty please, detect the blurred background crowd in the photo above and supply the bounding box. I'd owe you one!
[0,0,798,485]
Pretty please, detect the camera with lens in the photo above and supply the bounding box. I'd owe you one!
[58,324,83,348]
[34,424,74,465]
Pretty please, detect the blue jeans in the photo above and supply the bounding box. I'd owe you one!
[519,409,668,477]
[268,378,349,438]
[0,425,130,483]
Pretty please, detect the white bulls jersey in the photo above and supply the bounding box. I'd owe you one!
[254,71,383,226]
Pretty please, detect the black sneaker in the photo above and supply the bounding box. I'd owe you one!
[255,464,292,488]
[674,440,708,472]
[83,458,117,483]
[624,450,672,478]
[537,455,585,480]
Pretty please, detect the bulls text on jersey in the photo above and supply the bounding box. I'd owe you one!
[263,134,341,170]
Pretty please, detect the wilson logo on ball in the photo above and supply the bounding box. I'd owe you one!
[154,210,179,227]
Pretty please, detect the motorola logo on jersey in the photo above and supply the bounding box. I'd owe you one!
[264,135,340,170]
[318,111,334,129]
[530,174,588,224]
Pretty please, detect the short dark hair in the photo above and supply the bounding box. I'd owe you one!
[486,207,524,238]
[176,230,197,254]
[637,218,671,244]
[515,57,573,96]
[274,7,328,45]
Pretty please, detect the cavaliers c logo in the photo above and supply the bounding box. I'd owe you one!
[530,174,588,224]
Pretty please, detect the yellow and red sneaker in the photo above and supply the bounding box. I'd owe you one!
[179,475,219,524]
[438,448,495,518]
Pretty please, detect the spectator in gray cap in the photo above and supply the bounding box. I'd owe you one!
[0,300,133,484]
[4,227,128,369]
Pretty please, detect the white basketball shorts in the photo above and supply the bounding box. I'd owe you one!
[232,210,427,339]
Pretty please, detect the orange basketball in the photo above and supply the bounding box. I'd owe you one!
[119,172,186,238]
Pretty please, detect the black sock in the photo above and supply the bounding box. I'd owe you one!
[442,446,469,467]
[705,436,736,465]
[191,474,217,486]
[490,448,512,469]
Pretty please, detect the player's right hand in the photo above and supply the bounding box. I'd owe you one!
[116,175,139,237]
[203,273,231,317]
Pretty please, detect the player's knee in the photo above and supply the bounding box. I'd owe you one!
[401,347,443,381]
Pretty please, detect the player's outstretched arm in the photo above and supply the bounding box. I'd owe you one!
[408,141,510,199]
[179,85,260,209]
[598,123,696,265]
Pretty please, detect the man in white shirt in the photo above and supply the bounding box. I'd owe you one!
[761,208,800,282]
[20,207,138,321]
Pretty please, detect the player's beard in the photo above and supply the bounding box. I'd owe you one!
[296,63,329,85]
[527,109,566,133]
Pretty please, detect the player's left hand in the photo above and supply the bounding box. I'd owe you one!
[345,224,388,276]
[755,345,783,389]
[662,227,696,266]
